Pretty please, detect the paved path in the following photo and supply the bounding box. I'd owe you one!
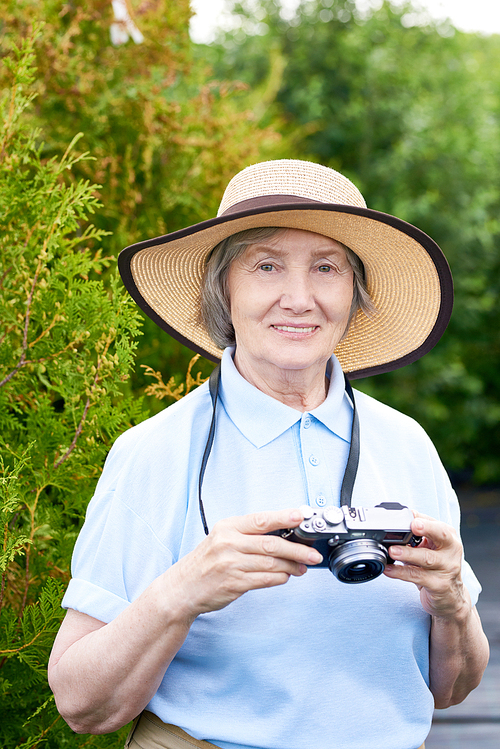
[426,494,500,748]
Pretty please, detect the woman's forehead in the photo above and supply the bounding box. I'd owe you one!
[241,228,348,257]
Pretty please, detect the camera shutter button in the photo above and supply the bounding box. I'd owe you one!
[299,505,315,520]
[323,506,344,525]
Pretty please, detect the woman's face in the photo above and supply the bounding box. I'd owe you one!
[227,228,354,382]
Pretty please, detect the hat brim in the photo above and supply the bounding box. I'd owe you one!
[118,200,452,379]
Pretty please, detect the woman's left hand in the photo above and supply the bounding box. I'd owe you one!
[384,511,489,707]
[383,512,469,619]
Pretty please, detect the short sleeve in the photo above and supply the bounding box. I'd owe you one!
[61,488,174,623]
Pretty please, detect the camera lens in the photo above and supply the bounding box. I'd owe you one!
[328,540,388,584]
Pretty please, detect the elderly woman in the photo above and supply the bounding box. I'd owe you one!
[48,160,488,749]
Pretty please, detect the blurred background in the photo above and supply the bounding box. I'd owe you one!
[5,0,500,485]
[1,1,499,746]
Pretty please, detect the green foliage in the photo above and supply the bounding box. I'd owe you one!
[204,0,500,484]
[0,5,288,742]
[0,0,287,403]
[0,29,145,747]
[3,2,497,739]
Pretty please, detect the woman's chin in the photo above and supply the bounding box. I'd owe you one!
[239,349,332,380]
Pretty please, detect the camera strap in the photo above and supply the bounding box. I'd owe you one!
[340,377,359,508]
[198,363,360,535]
[197,365,221,535]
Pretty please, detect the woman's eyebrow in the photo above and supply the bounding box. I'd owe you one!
[248,245,345,259]
[247,244,285,255]
[310,248,345,260]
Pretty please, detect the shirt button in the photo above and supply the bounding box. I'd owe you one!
[303,416,312,428]
[316,494,326,507]
[309,455,319,466]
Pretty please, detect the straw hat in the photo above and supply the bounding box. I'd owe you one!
[118,159,453,379]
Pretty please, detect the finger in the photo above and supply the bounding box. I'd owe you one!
[383,560,439,589]
[228,508,305,535]
[386,539,462,588]
[383,558,462,595]
[207,513,323,571]
[214,529,323,566]
[387,543,444,570]
[233,570,296,591]
[410,516,461,552]
[258,534,323,565]
[237,552,309,577]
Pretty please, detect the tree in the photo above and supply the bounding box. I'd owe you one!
[0,4,293,741]
[0,29,144,747]
[1,0,287,409]
[204,0,500,483]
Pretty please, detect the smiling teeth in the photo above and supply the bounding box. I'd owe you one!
[274,326,316,332]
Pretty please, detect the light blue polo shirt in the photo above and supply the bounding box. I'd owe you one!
[63,348,481,749]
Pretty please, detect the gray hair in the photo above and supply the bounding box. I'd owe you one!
[200,227,375,349]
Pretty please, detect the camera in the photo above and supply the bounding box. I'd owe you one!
[272,502,422,584]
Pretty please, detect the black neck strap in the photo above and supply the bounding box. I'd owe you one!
[197,365,221,535]
[340,376,360,508]
[198,364,360,535]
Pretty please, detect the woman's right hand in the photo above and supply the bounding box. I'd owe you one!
[166,508,323,620]
[48,508,320,734]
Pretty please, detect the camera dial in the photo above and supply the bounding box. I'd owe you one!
[323,506,344,525]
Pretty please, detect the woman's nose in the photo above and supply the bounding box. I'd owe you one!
[279,271,315,313]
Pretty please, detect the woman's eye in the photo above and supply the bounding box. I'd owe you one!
[318,265,332,273]
[260,264,274,272]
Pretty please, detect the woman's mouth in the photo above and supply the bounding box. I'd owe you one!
[272,325,318,333]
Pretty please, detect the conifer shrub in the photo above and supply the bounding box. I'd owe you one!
[0,0,285,411]
[0,29,145,747]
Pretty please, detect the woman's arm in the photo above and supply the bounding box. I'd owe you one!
[48,508,321,734]
[428,602,489,707]
[48,577,193,735]
[383,513,489,708]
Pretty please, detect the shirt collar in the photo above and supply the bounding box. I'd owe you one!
[219,348,353,448]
